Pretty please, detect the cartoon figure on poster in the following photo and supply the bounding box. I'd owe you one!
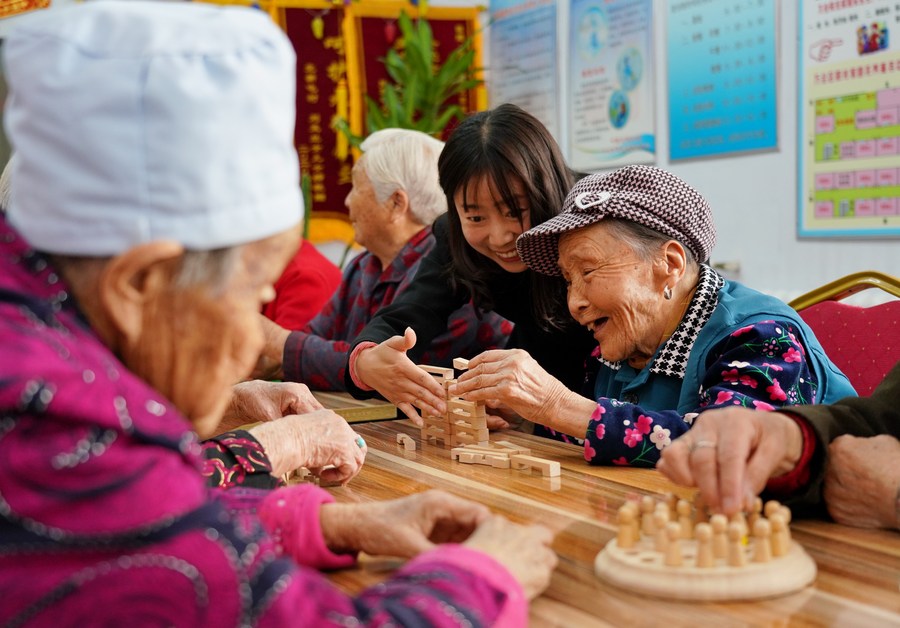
[577,5,608,60]
[858,21,889,55]
[617,47,643,92]
[608,90,630,129]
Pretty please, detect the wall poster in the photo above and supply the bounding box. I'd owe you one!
[567,0,655,171]
[799,0,900,238]
[487,0,560,138]
[667,0,778,161]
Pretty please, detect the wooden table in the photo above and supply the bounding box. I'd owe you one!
[324,420,900,627]
[312,391,396,423]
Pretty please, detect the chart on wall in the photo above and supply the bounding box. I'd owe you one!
[567,0,655,171]
[488,0,560,138]
[799,0,900,237]
[667,0,778,161]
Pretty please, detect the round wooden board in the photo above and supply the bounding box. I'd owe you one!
[594,537,817,601]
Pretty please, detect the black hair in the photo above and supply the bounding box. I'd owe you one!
[438,103,574,329]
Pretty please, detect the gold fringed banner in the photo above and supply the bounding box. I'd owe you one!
[1,0,50,19]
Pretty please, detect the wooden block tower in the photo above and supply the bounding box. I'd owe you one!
[418,362,488,448]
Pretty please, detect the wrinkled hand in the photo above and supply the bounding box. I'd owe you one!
[249,409,365,481]
[222,380,323,430]
[824,434,900,529]
[464,516,557,600]
[355,328,447,424]
[320,490,491,557]
[449,350,570,427]
[657,407,804,516]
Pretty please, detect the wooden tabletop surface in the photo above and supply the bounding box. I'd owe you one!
[323,420,900,627]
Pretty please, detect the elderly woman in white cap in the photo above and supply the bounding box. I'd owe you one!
[0,2,555,625]
[450,165,855,468]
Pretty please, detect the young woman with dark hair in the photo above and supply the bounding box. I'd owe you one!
[344,104,595,426]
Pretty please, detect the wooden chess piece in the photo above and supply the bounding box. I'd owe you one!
[695,522,714,568]
[710,514,728,559]
[769,513,789,557]
[653,508,670,553]
[752,518,772,563]
[677,499,693,539]
[617,504,637,549]
[664,522,683,567]
[727,522,747,567]
[641,495,656,536]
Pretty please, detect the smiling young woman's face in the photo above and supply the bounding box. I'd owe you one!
[454,175,531,273]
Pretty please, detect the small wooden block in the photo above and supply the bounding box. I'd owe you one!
[458,452,478,464]
[418,364,454,380]
[492,440,533,455]
[450,427,489,441]
[510,454,561,477]
[450,433,489,447]
[396,433,416,451]
[448,399,487,418]
[452,357,470,370]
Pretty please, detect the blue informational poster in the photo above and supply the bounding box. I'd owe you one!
[488,0,560,139]
[567,0,655,170]
[667,0,778,161]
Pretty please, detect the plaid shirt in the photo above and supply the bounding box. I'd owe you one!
[283,226,513,390]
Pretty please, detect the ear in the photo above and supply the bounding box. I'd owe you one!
[657,240,688,290]
[98,241,185,343]
[388,189,410,219]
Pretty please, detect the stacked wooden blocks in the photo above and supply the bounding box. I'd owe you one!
[418,362,489,448]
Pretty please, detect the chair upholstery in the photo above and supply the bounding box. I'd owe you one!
[789,272,900,397]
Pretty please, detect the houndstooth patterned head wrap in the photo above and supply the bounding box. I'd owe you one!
[516,165,717,275]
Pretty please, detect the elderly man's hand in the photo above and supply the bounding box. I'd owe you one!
[355,328,447,425]
[222,380,323,431]
[249,410,365,481]
[824,434,900,529]
[657,407,804,516]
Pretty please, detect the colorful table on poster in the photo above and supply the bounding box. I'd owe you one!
[567,0,655,171]
[667,0,778,161]
[487,0,561,139]
[799,0,900,238]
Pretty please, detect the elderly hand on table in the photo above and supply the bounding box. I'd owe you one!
[320,490,557,599]
[449,349,592,436]
[221,379,323,429]
[824,434,900,529]
[248,410,366,483]
[657,407,804,515]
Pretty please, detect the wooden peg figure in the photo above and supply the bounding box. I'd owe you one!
[779,505,793,543]
[769,513,789,557]
[640,495,656,536]
[730,511,749,541]
[677,499,693,539]
[764,499,782,520]
[727,522,747,567]
[710,514,728,559]
[747,496,763,529]
[653,508,670,553]
[752,518,772,563]
[617,504,637,549]
[694,522,714,568]
[664,522,683,567]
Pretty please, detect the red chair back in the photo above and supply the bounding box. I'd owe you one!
[797,299,900,396]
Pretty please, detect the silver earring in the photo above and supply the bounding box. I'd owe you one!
[663,286,673,300]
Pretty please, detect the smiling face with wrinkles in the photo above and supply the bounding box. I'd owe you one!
[558,221,671,369]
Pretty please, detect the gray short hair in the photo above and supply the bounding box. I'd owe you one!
[359,129,446,226]
[602,218,699,269]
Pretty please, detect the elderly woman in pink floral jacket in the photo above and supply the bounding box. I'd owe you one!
[0,3,555,625]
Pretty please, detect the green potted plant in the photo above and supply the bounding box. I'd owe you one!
[335,10,482,144]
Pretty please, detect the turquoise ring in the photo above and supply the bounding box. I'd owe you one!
[355,435,366,448]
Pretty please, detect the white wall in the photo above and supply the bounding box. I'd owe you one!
[485,0,899,304]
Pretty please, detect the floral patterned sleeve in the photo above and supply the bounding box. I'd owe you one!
[201,430,279,490]
[583,319,818,468]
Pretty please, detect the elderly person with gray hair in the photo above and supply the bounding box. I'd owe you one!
[450,165,855,468]
[259,128,512,393]
[0,2,556,624]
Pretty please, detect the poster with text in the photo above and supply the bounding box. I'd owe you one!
[667,0,778,161]
[799,0,900,238]
[488,0,560,138]
[567,0,655,171]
